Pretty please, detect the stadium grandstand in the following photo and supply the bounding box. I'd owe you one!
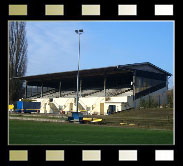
[14,62,172,115]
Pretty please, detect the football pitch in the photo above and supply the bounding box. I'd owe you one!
[9,120,173,145]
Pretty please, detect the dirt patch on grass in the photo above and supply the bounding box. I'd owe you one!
[84,108,173,130]
[9,108,173,130]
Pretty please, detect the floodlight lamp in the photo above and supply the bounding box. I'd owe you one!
[75,30,78,34]
[79,29,83,33]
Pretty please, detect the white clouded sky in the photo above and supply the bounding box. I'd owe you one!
[25,21,174,88]
[26,21,83,75]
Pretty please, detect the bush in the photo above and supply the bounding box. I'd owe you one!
[167,89,173,108]
[139,97,159,108]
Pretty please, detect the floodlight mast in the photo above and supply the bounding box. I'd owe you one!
[75,29,84,112]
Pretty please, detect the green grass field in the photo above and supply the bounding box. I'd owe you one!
[9,120,173,145]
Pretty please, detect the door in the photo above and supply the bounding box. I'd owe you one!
[70,103,73,111]
[109,105,116,114]
[100,103,104,115]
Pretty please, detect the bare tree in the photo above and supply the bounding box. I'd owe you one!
[9,21,28,103]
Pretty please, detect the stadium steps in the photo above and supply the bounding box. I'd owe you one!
[63,91,76,98]
[80,89,97,97]
[82,89,102,97]
[113,88,133,96]
[78,102,85,110]
[49,102,60,113]
[28,88,57,99]
[28,87,133,99]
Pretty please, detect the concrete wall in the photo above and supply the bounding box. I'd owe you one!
[53,97,105,113]
[53,97,106,115]
[35,98,53,113]
[35,96,132,115]
[53,98,74,111]
[33,86,167,114]
[135,87,168,108]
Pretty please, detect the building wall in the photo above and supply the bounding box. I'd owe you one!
[33,87,167,115]
[53,97,105,112]
[58,96,133,115]
[135,76,165,93]
[34,98,53,113]
[34,96,132,115]
[135,87,168,108]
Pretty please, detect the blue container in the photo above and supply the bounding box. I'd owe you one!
[17,101,23,113]
[72,112,83,121]
[68,112,83,122]
[17,101,41,113]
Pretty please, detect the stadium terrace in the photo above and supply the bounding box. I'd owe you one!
[14,62,171,115]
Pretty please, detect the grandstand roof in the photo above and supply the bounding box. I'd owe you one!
[13,62,171,88]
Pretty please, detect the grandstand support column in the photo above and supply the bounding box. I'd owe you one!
[166,76,169,105]
[37,86,38,95]
[80,80,82,97]
[104,78,107,97]
[59,81,62,97]
[133,73,136,100]
[25,80,27,98]
[41,83,43,97]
